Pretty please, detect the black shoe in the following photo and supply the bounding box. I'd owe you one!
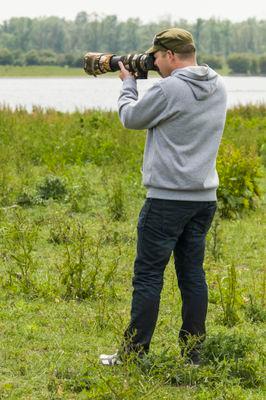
[185,352,201,367]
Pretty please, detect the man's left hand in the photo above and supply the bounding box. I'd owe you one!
[118,61,136,81]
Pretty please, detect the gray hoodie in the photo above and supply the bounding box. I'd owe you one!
[118,65,227,201]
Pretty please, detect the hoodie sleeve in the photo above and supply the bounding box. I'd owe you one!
[118,77,168,130]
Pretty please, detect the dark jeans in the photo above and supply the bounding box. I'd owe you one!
[122,198,217,357]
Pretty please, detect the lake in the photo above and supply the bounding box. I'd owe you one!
[0,76,266,112]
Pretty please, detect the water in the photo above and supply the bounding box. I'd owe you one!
[0,76,266,112]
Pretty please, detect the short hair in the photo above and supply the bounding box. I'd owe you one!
[174,44,196,60]
[159,45,196,60]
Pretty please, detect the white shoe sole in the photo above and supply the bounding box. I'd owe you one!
[99,353,122,366]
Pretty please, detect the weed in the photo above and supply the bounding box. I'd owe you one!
[0,209,39,295]
[207,211,224,261]
[55,219,120,301]
[48,367,91,394]
[48,215,72,245]
[229,356,265,388]
[244,295,266,323]
[106,178,125,221]
[202,331,254,363]
[57,220,91,300]
[217,264,242,327]
[16,191,34,207]
[196,384,247,400]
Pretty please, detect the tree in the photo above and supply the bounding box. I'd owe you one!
[100,15,120,53]
[0,48,13,64]
[25,49,39,65]
[1,17,32,51]
[1,15,266,63]
[193,18,204,54]
[120,18,141,53]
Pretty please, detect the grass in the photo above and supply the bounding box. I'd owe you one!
[0,65,140,78]
[0,65,162,78]
[0,65,85,77]
[0,105,265,399]
[0,65,231,78]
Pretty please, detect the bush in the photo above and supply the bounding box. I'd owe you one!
[12,50,25,66]
[38,50,58,66]
[202,331,253,363]
[199,54,224,69]
[56,53,76,67]
[230,357,265,388]
[258,136,266,167]
[25,50,40,66]
[36,175,67,200]
[227,53,253,74]
[244,295,266,323]
[249,56,259,74]
[0,48,13,65]
[217,141,262,218]
[259,54,266,74]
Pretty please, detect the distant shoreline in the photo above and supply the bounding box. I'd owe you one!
[1,65,266,78]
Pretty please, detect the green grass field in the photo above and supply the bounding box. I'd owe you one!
[0,65,86,77]
[0,65,225,78]
[0,105,265,399]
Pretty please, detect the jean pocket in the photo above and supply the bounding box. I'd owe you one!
[203,202,217,232]
[137,199,152,230]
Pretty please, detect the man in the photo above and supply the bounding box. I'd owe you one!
[100,28,227,366]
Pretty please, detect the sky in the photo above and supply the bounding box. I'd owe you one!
[0,0,265,23]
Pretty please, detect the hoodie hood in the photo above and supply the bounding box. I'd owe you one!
[171,65,218,100]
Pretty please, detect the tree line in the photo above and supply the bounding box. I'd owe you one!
[0,13,266,73]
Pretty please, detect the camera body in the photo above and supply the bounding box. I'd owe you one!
[84,52,158,79]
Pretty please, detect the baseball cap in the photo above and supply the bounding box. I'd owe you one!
[146,28,196,54]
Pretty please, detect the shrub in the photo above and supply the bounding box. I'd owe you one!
[25,50,40,66]
[0,48,13,65]
[217,141,262,218]
[55,218,120,300]
[257,135,266,167]
[244,295,266,323]
[38,50,58,66]
[227,53,254,74]
[56,53,76,67]
[36,175,67,200]
[202,331,253,363]
[16,191,34,207]
[230,357,265,388]
[259,54,266,74]
[199,54,224,69]
[249,56,259,75]
[12,50,25,66]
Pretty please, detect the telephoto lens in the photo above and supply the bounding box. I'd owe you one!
[84,52,158,79]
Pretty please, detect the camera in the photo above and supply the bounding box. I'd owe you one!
[83,52,158,79]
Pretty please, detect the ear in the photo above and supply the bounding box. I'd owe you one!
[167,50,175,61]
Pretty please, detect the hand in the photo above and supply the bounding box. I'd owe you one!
[118,61,136,81]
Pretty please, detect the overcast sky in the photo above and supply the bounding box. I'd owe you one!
[0,0,265,23]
